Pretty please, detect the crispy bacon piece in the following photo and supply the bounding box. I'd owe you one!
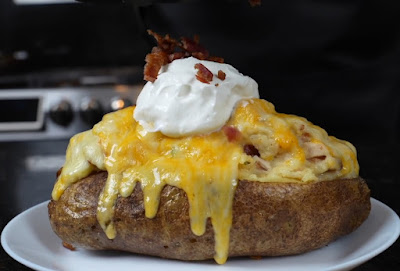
[301,132,311,142]
[180,37,209,57]
[307,155,327,163]
[147,30,179,54]
[223,126,241,142]
[144,50,168,83]
[144,30,225,82]
[208,56,224,63]
[168,52,186,62]
[217,70,226,81]
[56,167,63,178]
[62,241,76,251]
[243,144,260,157]
[191,52,209,60]
[194,63,213,84]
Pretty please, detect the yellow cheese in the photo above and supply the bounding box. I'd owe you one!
[52,98,359,264]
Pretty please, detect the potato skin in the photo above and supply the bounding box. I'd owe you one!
[48,171,370,260]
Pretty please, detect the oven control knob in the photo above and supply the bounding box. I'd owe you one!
[80,98,104,126]
[110,97,133,111]
[50,100,73,127]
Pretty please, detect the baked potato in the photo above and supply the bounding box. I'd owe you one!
[48,171,370,261]
[47,36,370,263]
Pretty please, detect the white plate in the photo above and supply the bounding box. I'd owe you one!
[1,198,400,271]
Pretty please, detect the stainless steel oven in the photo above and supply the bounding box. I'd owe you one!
[0,85,141,213]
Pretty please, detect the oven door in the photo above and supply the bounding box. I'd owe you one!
[0,140,68,214]
[0,139,68,270]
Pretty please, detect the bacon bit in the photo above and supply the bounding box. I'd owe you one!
[144,30,225,82]
[144,50,168,82]
[338,160,343,170]
[248,0,261,7]
[217,70,226,81]
[223,126,241,142]
[168,52,186,62]
[62,241,76,251]
[191,51,209,60]
[208,56,224,63]
[301,132,311,142]
[307,155,327,163]
[147,30,179,54]
[56,167,63,178]
[180,36,209,57]
[244,144,260,157]
[194,63,213,84]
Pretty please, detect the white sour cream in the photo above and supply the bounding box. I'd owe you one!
[134,57,259,137]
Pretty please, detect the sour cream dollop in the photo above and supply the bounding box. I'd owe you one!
[134,57,259,137]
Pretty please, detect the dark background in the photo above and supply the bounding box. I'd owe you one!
[1,0,399,147]
[1,0,400,270]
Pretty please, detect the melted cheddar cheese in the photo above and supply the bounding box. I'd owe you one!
[52,98,359,264]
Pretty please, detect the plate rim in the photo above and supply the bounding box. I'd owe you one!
[325,198,400,271]
[1,201,54,271]
[1,198,400,271]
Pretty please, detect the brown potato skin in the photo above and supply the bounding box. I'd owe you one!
[48,171,370,260]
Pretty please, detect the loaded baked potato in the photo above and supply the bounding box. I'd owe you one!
[48,32,370,264]
[48,99,371,264]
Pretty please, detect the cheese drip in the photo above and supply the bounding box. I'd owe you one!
[96,108,242,264]
[52,98,359,264]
